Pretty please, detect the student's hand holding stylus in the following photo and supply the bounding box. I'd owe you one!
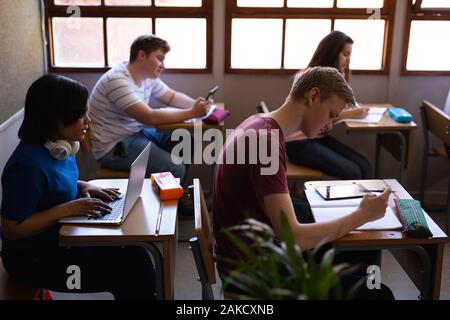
[191,97,211,118]
[349,106,369,119]
[357,187,392,223]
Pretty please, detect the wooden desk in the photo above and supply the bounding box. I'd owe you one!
[305,179,448,300]
[342,104,417,184]
[59,179,178,300]
[156,103,226,132]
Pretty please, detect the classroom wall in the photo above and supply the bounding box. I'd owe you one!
[0,110,24,206]
[0,0,45,124]
[61,0,449,200]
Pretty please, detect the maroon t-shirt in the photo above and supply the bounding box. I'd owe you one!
[213,114,288,275]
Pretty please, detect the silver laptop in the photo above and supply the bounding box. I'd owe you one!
[59,142,151,225]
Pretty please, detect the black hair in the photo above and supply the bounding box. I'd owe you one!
[18,74,88,144]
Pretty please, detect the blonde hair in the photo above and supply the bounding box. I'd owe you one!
[289,66,356,107]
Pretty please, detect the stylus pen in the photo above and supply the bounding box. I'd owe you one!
[155,202,163,236]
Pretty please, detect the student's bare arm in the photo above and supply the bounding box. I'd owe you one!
[159,89,196,109]
[125,100,208,126]
[263,190,390,250]
[339,107,369,120]
[1,199,112,240]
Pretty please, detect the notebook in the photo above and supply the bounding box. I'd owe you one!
[335,107,387,125]
[305,189,403,231]
[163,104,218,123]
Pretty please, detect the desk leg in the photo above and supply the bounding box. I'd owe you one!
[425,243,444,300]
[378,132,407,184]
[161,222,178,300]
[339,245,438,300]
[391,244,443,300]
[398,132,407,184]
[60,241,166,300]
[375,134,381,178]
[349,130,409,184]
[138,242,165,300]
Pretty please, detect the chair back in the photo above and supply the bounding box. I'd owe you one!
[422,100,450,145]
[443,88,450,116]
[193,178,216,284]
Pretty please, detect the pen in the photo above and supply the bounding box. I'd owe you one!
[155,202,163,236]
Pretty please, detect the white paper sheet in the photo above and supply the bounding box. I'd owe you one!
[335,107,388,124]
[311,206,403,231]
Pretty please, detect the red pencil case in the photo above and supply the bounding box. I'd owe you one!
[203,108,230,125]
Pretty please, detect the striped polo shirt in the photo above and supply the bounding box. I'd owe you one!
[88,61,169,159]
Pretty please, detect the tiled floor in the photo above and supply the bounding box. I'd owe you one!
[49,212,449,300]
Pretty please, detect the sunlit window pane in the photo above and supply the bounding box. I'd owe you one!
[237,0,283,7]
[287,0,333,8]
[231,19,283,69]
[155,0,201,6]
[337,0,384,8]
[52,18,104,67]
[105,0,151,5]
[155,19,206,68]
[407,21,450,71]
[54,0,100,5]
[284,19,331,69]
[334,19,385,70]
[107,18,152,67]
[421,0,450,8]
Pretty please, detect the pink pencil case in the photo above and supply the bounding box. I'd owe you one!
[203,108,230,125]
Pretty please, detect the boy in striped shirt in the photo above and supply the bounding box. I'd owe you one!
[88,35,211,183]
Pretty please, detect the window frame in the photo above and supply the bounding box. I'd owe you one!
[225,0,396,75]
[44,0,214,73]
[402,0,450,76]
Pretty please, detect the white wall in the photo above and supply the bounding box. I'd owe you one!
[0,110,24,204]
[0,0,45,124]
[60,0,450,199]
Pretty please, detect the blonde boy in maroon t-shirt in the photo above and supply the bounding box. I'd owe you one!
[213,67,391,278]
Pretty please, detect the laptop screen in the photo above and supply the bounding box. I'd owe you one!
[122,142,151,218]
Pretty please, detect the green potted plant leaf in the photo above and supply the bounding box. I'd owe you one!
[220,211,362,300]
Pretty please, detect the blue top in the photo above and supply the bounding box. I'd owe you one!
[1,141,79,250]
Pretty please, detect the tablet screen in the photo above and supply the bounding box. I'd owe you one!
[315,184,369,201]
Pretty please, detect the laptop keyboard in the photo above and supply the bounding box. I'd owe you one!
[92,196,125,221]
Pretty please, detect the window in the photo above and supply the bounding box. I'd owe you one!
[403,0,450,75]
[226,0,396,74]
[44,0,213,72]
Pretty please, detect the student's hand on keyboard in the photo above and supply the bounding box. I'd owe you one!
[357,187,392,223]
[80,184,121,202]
[63,198,113,218]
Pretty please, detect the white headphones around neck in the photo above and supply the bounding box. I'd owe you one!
[44,140,80,160]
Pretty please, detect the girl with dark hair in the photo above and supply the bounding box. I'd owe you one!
[286,31,372,180]
[1,75,156,299]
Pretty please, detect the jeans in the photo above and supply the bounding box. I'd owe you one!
[99,128,187,184]
[286,135,372,180]
[2,246,156,300]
